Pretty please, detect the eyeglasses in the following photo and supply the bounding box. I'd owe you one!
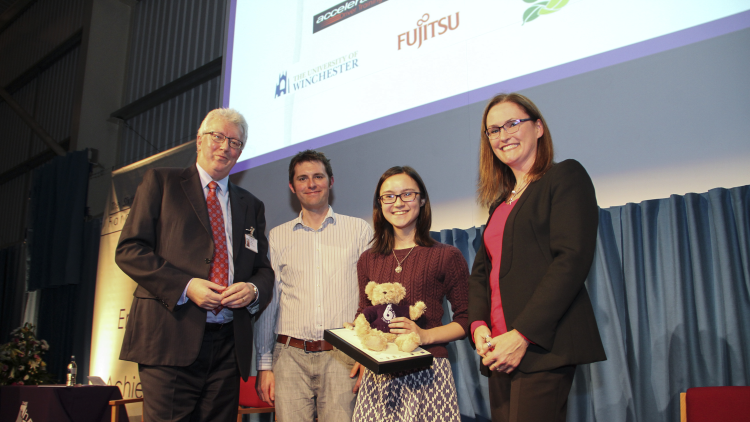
[379,192,420,204]
[484,118,534,139]
[203,131,243,150]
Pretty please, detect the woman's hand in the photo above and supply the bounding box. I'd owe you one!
[349,362,364,393]
[473,325,493,358]
[389,317,425,340]
[481,329,529,374]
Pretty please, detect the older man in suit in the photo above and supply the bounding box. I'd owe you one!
[116,108,273,422]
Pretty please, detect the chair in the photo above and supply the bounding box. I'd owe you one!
[237,375,275,422]
[679,386,750,422]
[109,397,144,422]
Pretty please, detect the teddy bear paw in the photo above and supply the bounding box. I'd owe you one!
[395,332,421,353]
[363,334,388,352]
[354,314,371,338]
[410,301,427,320]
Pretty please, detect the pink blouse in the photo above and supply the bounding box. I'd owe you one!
[470,200,516,340]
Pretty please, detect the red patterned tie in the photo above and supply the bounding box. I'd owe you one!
[207,181,229,315]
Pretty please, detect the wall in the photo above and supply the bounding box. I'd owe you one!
[0,0,86,247]
[76,0,133,218]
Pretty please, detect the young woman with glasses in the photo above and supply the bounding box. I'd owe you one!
[351,166,469,422]
[469,93,606,422]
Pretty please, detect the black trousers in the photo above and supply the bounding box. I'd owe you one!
[488,365,576,422]
[139,322,240,422]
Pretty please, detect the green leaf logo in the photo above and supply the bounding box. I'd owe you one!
[522,0,568,24]
[523,1,548,25]
[539,0,569,15]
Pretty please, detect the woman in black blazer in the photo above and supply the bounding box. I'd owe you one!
[468,93,606,422]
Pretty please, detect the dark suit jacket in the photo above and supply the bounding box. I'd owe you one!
[115,165,274,380]
[468,159,606,375]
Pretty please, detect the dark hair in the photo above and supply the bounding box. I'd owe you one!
[288,150,333,184]
[477,93,554,208]
[371,166,436,254]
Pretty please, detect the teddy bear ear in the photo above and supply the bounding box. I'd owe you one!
[365,281,377,297]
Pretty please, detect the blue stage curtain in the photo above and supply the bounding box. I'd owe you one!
[432,185,750,422]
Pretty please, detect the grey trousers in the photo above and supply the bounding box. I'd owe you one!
[272,342,357,422]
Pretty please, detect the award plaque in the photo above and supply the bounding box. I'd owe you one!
[324,328,433,374]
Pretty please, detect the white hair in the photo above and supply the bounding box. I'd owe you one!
[197,108,248,145]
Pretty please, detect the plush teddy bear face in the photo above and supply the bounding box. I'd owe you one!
[365,281,407,306]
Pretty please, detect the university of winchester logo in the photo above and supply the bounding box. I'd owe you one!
[275,72,288,98]
[273,52,359,98]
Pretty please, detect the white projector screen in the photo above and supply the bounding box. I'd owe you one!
[224,0,750,174]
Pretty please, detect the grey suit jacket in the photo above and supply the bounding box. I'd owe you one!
[468,159,606,375]
[116,165,273,380]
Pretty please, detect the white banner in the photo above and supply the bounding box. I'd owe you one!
[228,0,750,162]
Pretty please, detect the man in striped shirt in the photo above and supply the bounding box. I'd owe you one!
[254,150,373,422]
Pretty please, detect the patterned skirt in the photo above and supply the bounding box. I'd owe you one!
[352,357,461,422]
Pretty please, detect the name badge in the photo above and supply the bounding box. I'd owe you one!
[245,233,258,253]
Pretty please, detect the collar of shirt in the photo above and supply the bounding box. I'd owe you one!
[294,205,336,231]
[196,162,230,197]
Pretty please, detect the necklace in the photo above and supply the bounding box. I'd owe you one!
[392,245,417,273]
[507,180,530,204]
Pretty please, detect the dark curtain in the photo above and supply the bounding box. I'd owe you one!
[36,218,101,383]
[28,150,101,383]
[432,185,750,422]
[28,150,89,290]
[0,244,26,343]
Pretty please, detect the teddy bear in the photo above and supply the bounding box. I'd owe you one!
[353,281,427,353]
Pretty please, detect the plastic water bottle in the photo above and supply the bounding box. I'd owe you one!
[66,355,77,386]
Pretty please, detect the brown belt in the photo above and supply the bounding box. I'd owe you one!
[277,335,334,352]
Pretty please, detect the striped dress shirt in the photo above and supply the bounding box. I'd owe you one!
[255,206,373,370]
